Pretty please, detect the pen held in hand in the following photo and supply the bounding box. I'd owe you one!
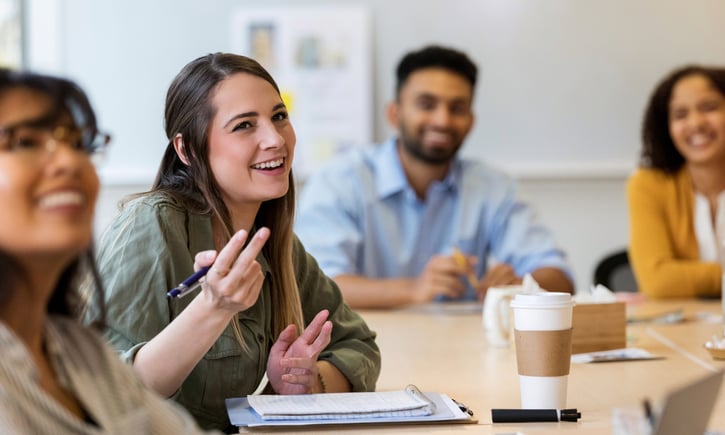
[452,248,479,289]
[167,265,211,298]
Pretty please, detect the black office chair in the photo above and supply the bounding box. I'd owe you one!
[593,250,638,292]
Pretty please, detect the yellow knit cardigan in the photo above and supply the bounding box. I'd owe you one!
[627,167,721,298]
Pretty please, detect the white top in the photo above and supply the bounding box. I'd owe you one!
[693,191,725,262]
[0,316,219,434]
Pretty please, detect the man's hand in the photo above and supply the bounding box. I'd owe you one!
[477,263,521,300]
[411,255,468,303]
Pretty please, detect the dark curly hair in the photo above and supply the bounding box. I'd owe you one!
[640,65,725,173]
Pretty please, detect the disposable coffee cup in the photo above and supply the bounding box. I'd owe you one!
[511,292,574,409]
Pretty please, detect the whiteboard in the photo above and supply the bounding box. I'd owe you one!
[26,0,725,184]
[231,5,372,180]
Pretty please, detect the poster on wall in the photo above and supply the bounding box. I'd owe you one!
[0,0,22,68]
[231,5,372,180]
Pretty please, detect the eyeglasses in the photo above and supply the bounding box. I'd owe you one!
[0,122,111,161]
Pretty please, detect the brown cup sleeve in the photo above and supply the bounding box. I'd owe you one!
[515,329,572,376]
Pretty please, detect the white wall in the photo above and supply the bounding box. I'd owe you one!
[519,177,630,292]
[28,0,725,184]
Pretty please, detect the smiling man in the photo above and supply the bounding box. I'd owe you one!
[296,45,573,309]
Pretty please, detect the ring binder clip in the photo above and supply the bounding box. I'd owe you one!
[452,398,474,416]
[405,384,438,413]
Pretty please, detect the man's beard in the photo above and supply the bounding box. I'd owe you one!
[399,126,462,165]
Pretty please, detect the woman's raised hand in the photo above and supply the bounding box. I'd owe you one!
[267,310,333,395]
[193,227,270,314]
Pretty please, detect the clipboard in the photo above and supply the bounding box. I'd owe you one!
[225,390,477,428]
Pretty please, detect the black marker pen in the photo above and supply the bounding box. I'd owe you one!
[491,408,581,423]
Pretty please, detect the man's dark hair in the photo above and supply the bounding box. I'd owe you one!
[395,45,478,98]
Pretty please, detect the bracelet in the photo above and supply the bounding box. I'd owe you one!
[317,372,327,394]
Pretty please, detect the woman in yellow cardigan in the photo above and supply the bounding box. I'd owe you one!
[628,66,725,298]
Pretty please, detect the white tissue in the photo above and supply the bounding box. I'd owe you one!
[522,273,544,293]
[706,334,725,349]
[574,284,617,304]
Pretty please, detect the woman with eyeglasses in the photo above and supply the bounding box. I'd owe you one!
[91,53,381,432]
[0,69,220,434]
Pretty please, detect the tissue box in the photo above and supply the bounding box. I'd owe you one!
[571,302,626,354]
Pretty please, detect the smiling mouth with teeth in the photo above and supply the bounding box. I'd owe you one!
[251,158,285,170]
[39,191,85,209]
[688,134,712,147]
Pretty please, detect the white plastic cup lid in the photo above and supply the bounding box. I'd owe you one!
[510,292,574,309]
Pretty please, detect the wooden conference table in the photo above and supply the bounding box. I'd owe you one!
[239,299,725,434]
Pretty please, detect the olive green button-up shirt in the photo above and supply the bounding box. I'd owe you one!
[93,192,381,431]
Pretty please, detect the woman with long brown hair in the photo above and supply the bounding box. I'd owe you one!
[93,53,380,432]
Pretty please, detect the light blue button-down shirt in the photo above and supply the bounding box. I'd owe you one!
[296,138,572,300]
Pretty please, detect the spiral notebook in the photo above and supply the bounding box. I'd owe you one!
[225,385,476,428]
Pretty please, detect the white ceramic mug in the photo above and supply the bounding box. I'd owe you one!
[482,285,523,347]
